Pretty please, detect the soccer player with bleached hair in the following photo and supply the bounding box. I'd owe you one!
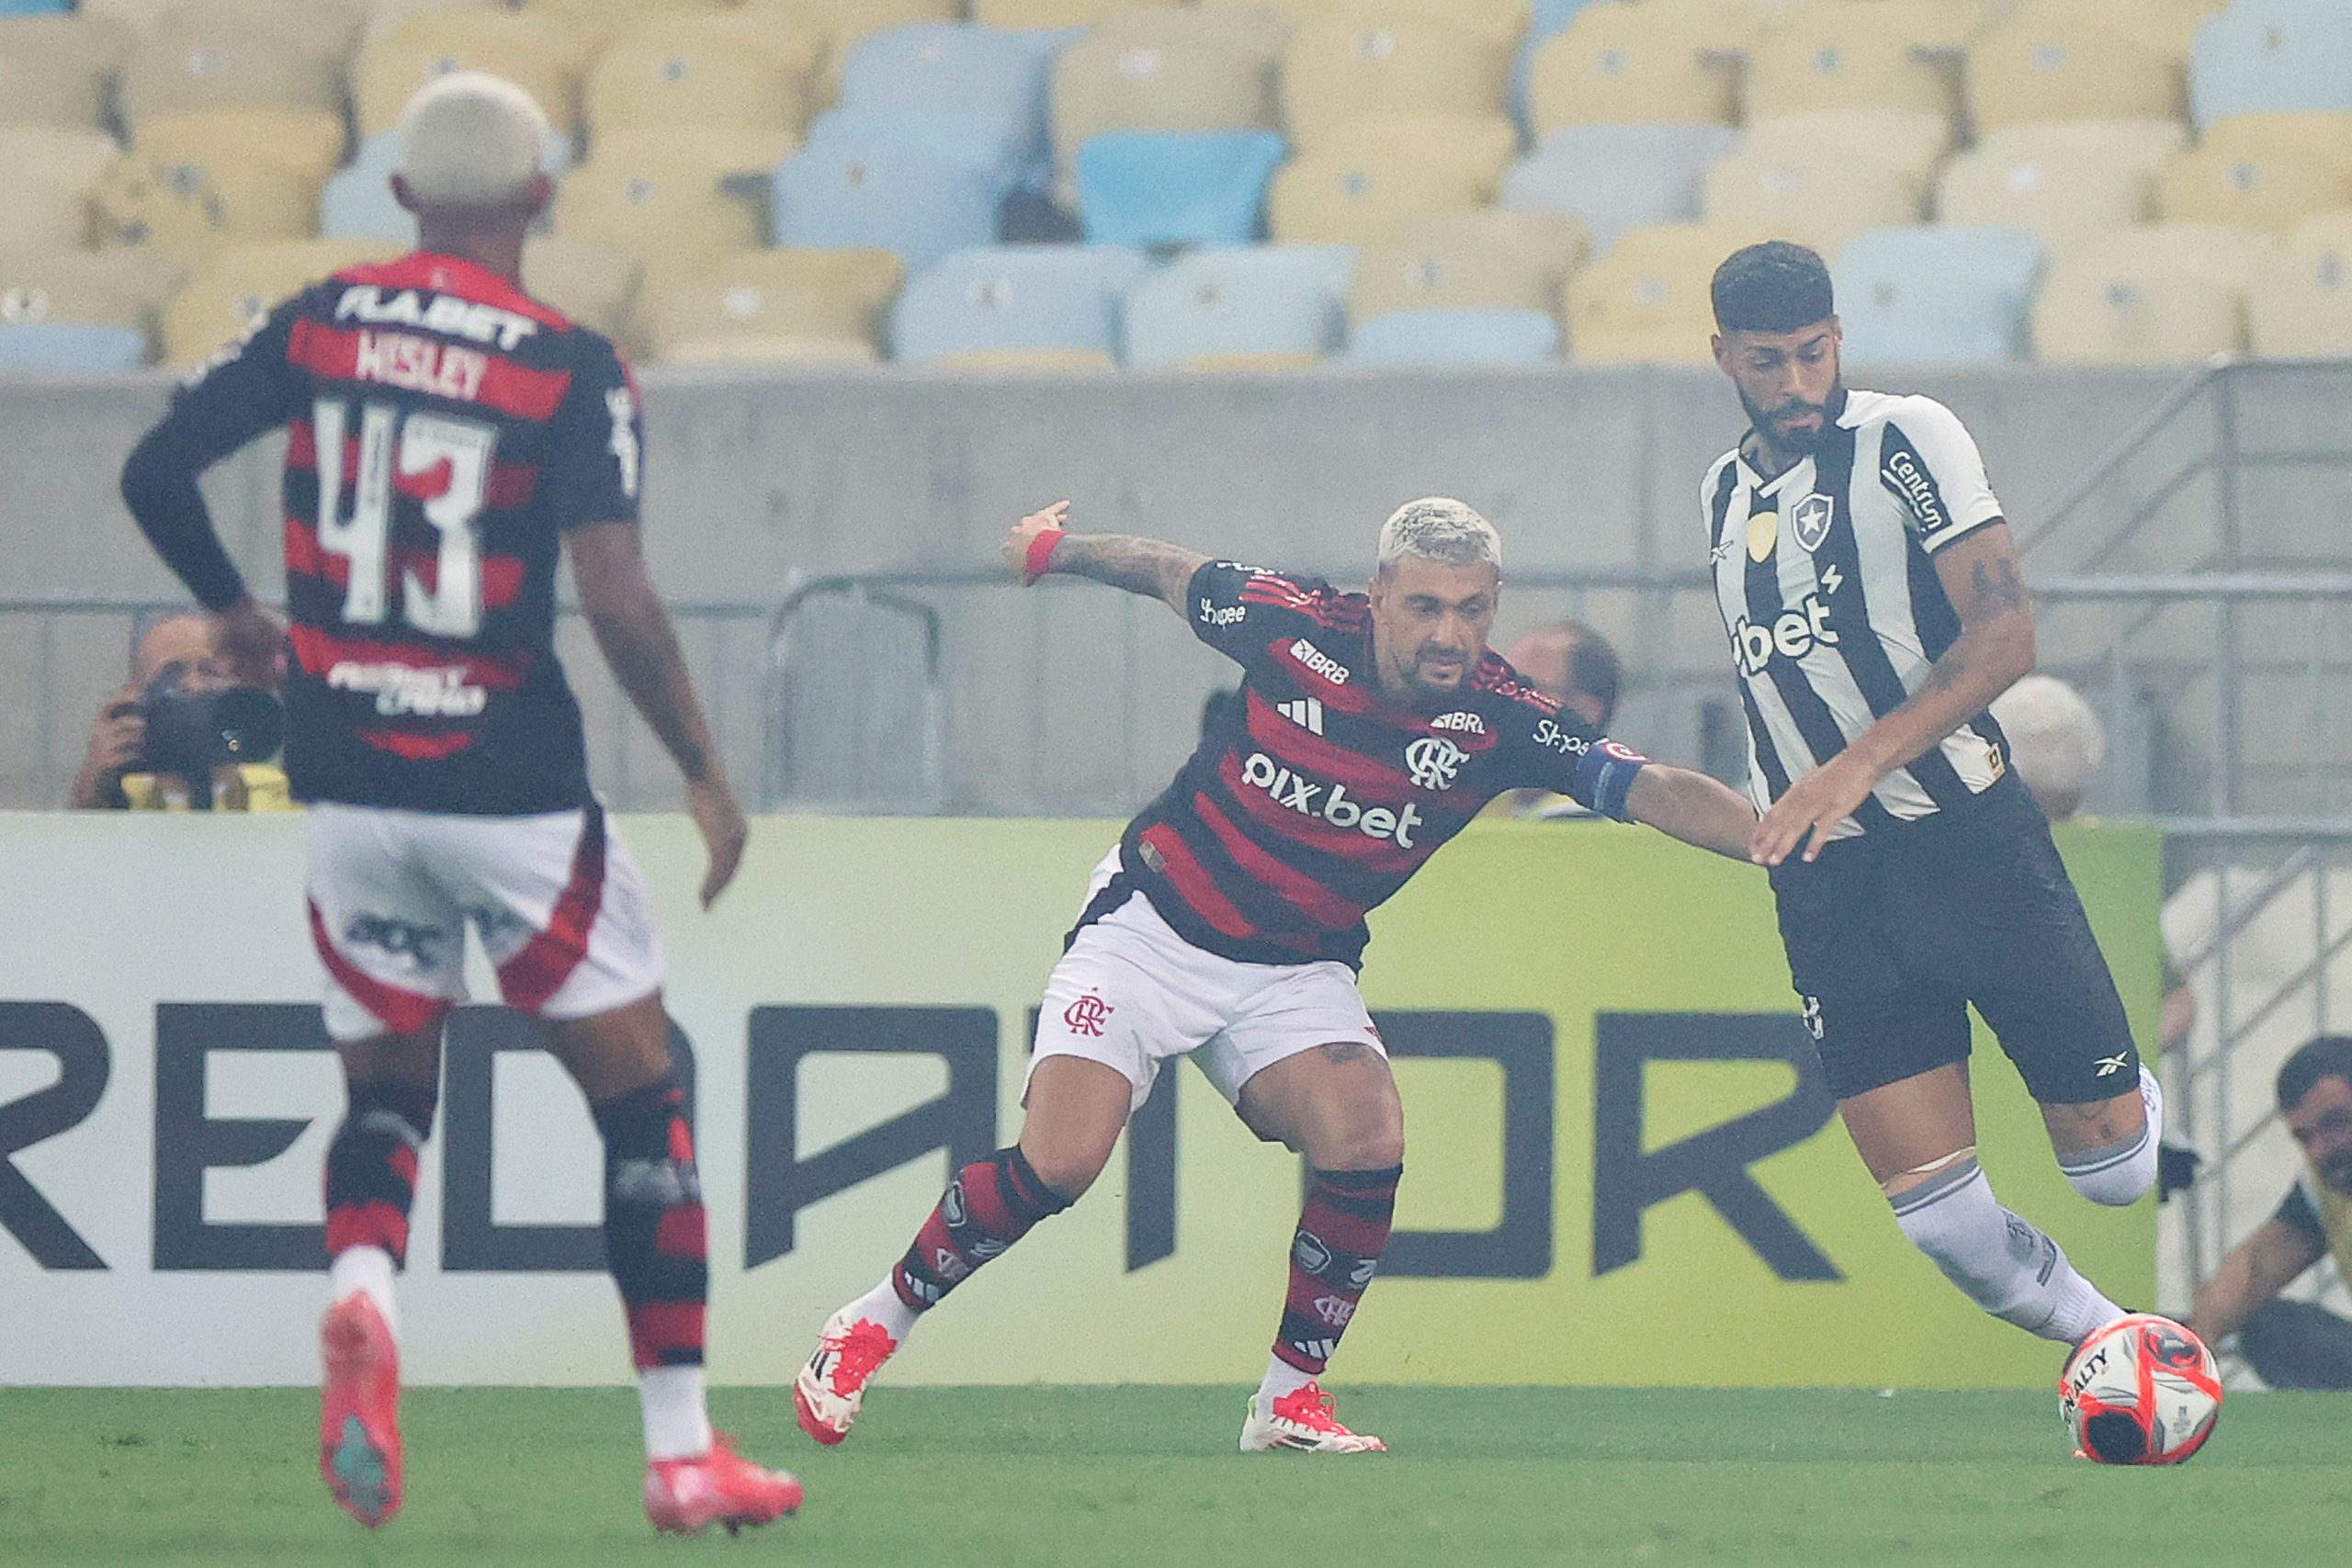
[792,496,1763,1453]
[1700,240,2162,1358]
[119,72,800,1535]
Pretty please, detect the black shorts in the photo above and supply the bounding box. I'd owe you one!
[1768,771,2141,1104]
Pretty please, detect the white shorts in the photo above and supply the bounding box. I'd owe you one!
[305,802,664,1042]
[1029,852,1385,1112]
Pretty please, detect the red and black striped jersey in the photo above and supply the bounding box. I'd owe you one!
[151,252,642,815]
[1103,562,1652,969]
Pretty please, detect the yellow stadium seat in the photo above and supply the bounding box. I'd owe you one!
[1351,209,1589,327]
[924,347,1120,374]
[2000,0,2222,57]
[355,11,577,139]
[519,234,641,342]
[2249,217,2352,357]
[1967,14,2182,132]
[0,16,133,133]
[1564,219,1781,365]
[973,0,1164,28]
[357,0,503,45]
[1703,143,1922,262]
[0,248,187,345]
[1746,24,1954,119]
[586,22,809,143]
[2157,141,2352,236]
[1937,120,2181,255]
[1526,4,1736,131]
[163,237,396,367]
[92,151,322,261]
[0,127,125,197]
[1268,148,1491,248]
[1631,0,1772,51]
[1280,19,1510,149]
[1319,0,1532,45]
[2202,114,2352,184]
[1741,109,1951,186]
[550,130,776,276]
[1315,116,1521,199]
[136,106,346,187]
[646,246,903,365]
[1770,0,1993,51]
[1092,6,1293,67]
[2031,225,2268,365]
[118,1,356,126]
[1051,31,1275,175]
[0,167,97,261]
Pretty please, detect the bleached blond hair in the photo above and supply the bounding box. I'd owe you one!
[396,71,552,209]
[1377,497,1502,575]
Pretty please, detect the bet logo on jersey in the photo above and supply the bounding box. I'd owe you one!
[1239,752,1427,847]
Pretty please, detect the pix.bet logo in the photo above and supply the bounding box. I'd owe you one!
[1239,752,1423,848]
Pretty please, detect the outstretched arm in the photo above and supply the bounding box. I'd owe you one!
[1003,501,1210,615]
[1625,764,1760,861]
[2188,1217,2322,1343]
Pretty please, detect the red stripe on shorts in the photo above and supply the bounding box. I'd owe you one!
[494,807,609,1012]
[308,899,449,1035]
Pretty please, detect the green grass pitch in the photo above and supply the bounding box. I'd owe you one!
[3,1387,2345,1567]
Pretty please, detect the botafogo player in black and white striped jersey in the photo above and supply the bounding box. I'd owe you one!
[1705,241,2163,1359]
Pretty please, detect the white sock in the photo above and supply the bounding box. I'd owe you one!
[845,1277,920,1345]
[329,1247,399,1339]
[1256,1357,1318,1410]
[638,1365,714,1461]
[1891,1156,2124,1344]
[2059,1066,2165,1207]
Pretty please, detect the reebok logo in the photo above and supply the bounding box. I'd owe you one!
[1288,638,1351,686]
[1733,592,1838,676]
[2094,1054,2129,1077]
[1277,697,1326,735]
[1242,753,1422,847]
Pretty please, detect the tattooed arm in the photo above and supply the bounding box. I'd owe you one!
[1749,523,2037,864]
[1002,501,1212,615]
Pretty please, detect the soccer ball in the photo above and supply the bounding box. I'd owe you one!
[2059,1313,2222,1465]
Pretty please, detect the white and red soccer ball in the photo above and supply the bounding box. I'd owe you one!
[2060,1313,2222,1466]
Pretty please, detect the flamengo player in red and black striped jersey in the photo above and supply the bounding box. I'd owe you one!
[118,73,798,1538]
[792,498,1759,1457]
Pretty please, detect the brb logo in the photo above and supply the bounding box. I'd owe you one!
[1240,753,1424,847]
[1404,737,1465,792]
[1732,592,1838,676]
[1288,638,1351,686]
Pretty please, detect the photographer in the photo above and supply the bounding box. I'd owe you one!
[70,610,288,811]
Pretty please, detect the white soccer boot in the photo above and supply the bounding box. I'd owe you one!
[1239,1382,1387,1453]
[792,1307,899,1446]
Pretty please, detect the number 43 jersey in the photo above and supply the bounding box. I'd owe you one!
[167,253,643,815]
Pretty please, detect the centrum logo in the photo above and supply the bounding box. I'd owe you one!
[1240,752,1423,847]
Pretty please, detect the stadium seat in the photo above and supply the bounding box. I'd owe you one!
[1563,219,1778,365]
[772,121,1004,274]
[1936,120,2180,256]
[1744,25,1955,119]
[1702,143,1922,262]
[2157,140,2352,235]
[1349,209,1589,328]
[0,127,124,197]
[2031,225,2268,365]
[354,10,577,140]
[2249,214,2352,356]
[1629,0,1773,51]
[1349,307,1560,366]
[1524,3,1736,130]
[1089,4,1292,66]
[1771,0,1990,50]
[1049,30,1275,190]
[584,20,811,144]
[1999,0,2221,55]
[118,1,354,127]
[0,0,72,14]
[1321,116,1520,198]
[520,234,639,342]
[1280,19,1511,150]
[521,0,726,50]
[1969,14,2183,133]
[1075,130,1287,247]
[1500,122,1737,252]
[1832,225,2043,365]
[890,244,1150,366]
[1121,243,1355,368]
[0,15,132,132]
[2191,4,2352,126]
[0,247,186,342]
[1267,146,1491,248]
[162,237,395,367]
[358,0,503,45]
[136,106,346,190]
[2202,112,2352,182]
[1740,111,1951,188]
[973,0,1159,28]
[646,246,902,365]
[837,24,1050,181]
[91,150,321,260]
[551,130,775,276]
[1510,0,1622,118]
[0,322,150,372]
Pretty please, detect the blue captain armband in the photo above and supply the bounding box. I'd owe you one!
[1574,739,1651,822]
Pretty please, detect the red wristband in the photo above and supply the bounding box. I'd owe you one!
[1023,527,1066,583]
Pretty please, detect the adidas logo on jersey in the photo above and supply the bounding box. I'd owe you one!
[1240,752,1424,848]
[1288,638,1351,686]
[1276,698,1325,735]
[1732,592,1839,676]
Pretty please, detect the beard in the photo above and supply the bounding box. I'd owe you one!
[1740,380,1840,457]
[2321,1151,2352,1195]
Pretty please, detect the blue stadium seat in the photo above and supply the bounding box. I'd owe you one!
[1349,308,1561,367]
[891,244,1151,365]
[1833,226,2045,366]
[838,24,1053,188]
[0,322,148,372]
[1075,130,1287,248]
[1502,123,1741,251]
[1123,245,1357,369]
[773,129,1005,276]
[0,0,72,14]
[2192,5,2352,125]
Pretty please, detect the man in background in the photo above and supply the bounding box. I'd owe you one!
[71,609,290,810]
[1484,620,1621,819]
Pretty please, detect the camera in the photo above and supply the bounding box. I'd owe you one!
[136,669,283,807]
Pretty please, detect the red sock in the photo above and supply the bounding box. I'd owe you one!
[1273,1165,1401,1376]
[323,1081,435,1266]
[594,1078,707,1370]
[890,1146,1070,1312]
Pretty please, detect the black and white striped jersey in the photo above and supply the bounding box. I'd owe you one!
[1704,388,2012,840]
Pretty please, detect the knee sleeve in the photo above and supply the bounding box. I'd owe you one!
[2060,1066,2162,1207]
[1891,1156,2119,1343]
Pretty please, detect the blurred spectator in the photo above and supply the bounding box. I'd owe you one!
[1487,620,1622,820]
[70,611,289,811]
[1989,672,2104,822]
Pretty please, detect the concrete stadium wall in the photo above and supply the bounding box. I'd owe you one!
[0,364,2279,812]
